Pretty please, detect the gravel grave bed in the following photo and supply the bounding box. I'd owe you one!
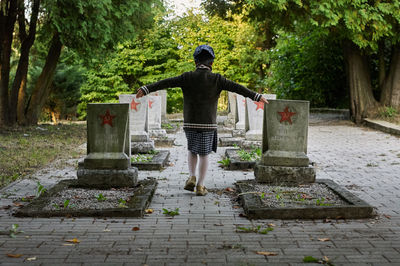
[241,182,349,208]
[44,188,135,211]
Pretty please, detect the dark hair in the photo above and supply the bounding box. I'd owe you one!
[195,50,214,66]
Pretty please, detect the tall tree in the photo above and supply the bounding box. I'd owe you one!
[202,0,400,123]
[0,0,159,126]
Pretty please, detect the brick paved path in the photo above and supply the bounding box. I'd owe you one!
[1,120,399,265]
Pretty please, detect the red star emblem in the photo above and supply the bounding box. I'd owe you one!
[99,109,116,127]
[242,99,246,106]
[254,101,264,111]
[278,106,296,124]
[130,98,140,111]
[149,99,154,109]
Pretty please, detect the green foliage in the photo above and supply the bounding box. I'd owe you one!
[96,193,107,202]
[379,106,398,118]
[237,147,261,161]
[163,208,180,217]
[35,181,47,198]
[303,256,319,263]
[236,225,274,234]
[9,224,23,238]
[118,198,128,208]
[218,157,231,167]
[267,26,348,107]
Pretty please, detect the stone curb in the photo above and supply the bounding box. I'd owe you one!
[14,178,158,218]
[363,118,400,136]
[236,179,374,219]
[225,149,257,170]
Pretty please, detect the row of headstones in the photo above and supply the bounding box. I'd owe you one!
[227,92,277,140]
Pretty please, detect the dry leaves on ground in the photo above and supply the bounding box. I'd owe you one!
[132,227,140,231]
[65,238,80,243]
[255,251,278,256]
[6,254,23,258]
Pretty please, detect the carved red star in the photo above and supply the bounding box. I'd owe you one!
[254,101,264,111]
[278,106,296,124]
[99,109,116,127]
[148,99,154,109]
[130,98,140,111]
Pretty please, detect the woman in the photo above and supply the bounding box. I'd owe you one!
[136,45,269,196]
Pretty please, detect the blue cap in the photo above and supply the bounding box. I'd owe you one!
[193,45,215,61]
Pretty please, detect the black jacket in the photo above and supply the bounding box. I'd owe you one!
[139,66,262,131]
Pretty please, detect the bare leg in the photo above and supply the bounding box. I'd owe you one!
[187,151,198,177]
[197,154,209,187]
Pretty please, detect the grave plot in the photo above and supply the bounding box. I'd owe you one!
[15,103,157,218]
[219,147,261,170]
[237,99,374,219]
[235,179,374,219]
[130,150,170,170]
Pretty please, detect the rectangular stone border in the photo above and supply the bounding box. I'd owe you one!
[131,150,170,170]
[219,137,243,147]
[161,122,180,134]
[236,179,374,219]
[153,137,176,147]
[14,178,157,218]
[225,149,257,170]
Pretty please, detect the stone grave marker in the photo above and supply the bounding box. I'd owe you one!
[77,103,137,188]
[225,92,237,126]
[254,99,315,184]
[235,94,246,131]
[245,94,277,141]
[119,94,154,153]
[150,90,167,121]
[148,95,167,137]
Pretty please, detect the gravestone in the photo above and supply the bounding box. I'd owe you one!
[148,95,167,137]
[77,103,137,188]
[233,94,246,136]
[245,94,277,141]
[254,99,315,184]
[150,90,167,122]
[225,92,237,126]
[119,94,154,153]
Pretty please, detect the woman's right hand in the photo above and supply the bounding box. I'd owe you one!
[136,88,144,98]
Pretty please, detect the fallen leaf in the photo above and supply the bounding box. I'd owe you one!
[63,244,75,246]
[13,202,23,207]
[301,194,312,199]
[103,229,111,232]
[2,205,12,210]
[26,257,37,261]
[322,256,331,262]
[267,223,276,227]
[233,205,240,209]
[225,187,234,192]
[132,227,140,231]
[255,251,278,256]
[383,214,391,219]
[145,209,153,214]
[213,223,224,226]
[65,238,80,243]
[239,213,247,218]
[318,238,330,242]
[6,254,23,258]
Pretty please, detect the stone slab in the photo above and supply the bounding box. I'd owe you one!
[77,164,138,188]
[224,149,257,170]
[131,150,170,170]
[85,103,130,169]
[119,94,149,140]
[236,179,375,219]
[235,94,246,130]
[14,178,158,218]
[219,137,243,147]
[254,162,316,184]
[148,95,162,130]
[260,150,310,167]
[153,136,176,147]
[363,118,400,136]
[131,140,155,154]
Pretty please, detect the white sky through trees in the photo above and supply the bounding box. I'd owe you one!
[167,0,203,17]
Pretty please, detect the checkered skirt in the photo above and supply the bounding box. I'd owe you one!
[184,129,218,155]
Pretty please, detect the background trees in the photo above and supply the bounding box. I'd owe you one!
[0,0,160,126]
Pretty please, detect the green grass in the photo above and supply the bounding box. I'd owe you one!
[0,123,86,188]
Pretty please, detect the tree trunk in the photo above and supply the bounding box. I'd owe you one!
[17,75,27,125]
[9,0,40,125]
[343,41,378,123]
[0,0,18,126]
[25,33,63,125]
[381,45,400,110]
